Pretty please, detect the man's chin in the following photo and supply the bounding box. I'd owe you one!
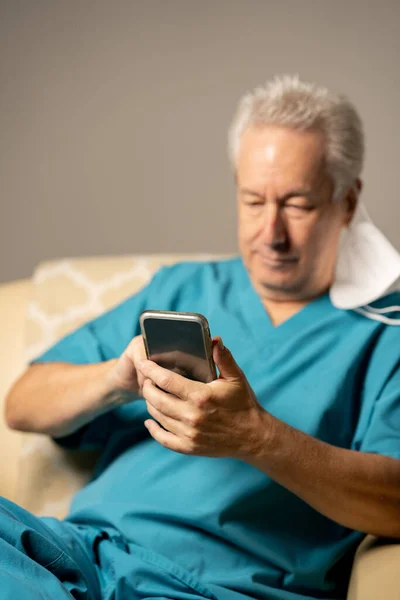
[243,255,308,297]
[260,279,301,295]
[253,272,308,298]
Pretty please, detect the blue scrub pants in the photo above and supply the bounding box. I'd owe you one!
[0,497,218,600]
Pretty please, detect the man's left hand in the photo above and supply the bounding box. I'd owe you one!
[137,337,271,460]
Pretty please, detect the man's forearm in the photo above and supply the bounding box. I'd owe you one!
[5,360,135,438]
[246,411,400,537]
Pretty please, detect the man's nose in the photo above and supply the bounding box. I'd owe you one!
[260,205,289,251]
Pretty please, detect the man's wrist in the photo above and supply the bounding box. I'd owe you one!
[239,408,278,464]
[103,359,138,408]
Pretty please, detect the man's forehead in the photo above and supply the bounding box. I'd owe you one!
[236,126,328,189]
[264,143,277,163]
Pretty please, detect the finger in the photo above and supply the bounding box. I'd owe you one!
[126,335,146,360]
[144,419,190,454]
[145,398,188,437]
[142,379,187,421]
[212,337,243,381]
[117,335,147,390]
[138,359,200,398]
[137,373,146,394]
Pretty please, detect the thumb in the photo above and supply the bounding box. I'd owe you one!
[212,337,243,381]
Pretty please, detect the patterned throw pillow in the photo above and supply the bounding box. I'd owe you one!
[17,254,219,518]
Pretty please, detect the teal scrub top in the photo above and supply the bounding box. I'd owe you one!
[33,257,400,600]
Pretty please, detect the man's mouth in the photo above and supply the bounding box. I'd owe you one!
[256,251,298,265]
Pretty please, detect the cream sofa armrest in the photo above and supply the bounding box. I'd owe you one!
[0,279,31,501]
[347,535,400,599]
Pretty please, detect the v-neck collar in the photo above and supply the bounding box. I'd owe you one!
[235,257,333,346]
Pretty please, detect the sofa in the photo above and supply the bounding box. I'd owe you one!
[1,253,399,599]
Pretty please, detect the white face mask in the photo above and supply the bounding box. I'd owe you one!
[330,202,400,325]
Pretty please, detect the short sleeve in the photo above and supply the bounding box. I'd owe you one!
[29,266,168,449]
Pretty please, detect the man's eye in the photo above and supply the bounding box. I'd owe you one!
[285,204,314,213]
[245,202,264,208]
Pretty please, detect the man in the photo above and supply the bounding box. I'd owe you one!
[3,75,400,600]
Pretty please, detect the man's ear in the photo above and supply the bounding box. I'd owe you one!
[343,178,362,225]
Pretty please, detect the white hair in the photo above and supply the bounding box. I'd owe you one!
[228,75,365,201]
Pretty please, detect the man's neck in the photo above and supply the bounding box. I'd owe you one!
[262,297,310,327]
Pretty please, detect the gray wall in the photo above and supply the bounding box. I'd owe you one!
[1,0,399,283]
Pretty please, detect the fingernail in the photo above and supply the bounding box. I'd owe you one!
[218,337,225,351]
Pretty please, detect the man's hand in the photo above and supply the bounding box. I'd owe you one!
[109,335,148,399]
[138,337,400,538]
[6,334,153,439]
[137,337,271,459]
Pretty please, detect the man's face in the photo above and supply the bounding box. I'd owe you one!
[236,125,354,302]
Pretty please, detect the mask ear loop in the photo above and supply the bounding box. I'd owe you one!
[363,303,400,314]
[354,306,400,326]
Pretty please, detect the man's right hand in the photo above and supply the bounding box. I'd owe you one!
[5,335,148,438]
[109,335,148,399]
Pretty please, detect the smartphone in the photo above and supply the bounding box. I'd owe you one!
[139,310,217,383]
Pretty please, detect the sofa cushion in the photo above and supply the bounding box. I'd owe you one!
[0,280,31,502]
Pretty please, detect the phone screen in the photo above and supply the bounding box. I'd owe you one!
[142,316,216,383]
